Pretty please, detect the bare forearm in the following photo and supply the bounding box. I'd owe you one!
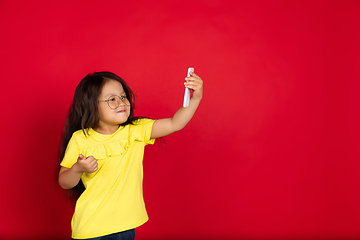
[58,164,83,190]
[171,96,201,131]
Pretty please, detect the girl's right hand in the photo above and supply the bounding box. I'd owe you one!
[74,154,98,173]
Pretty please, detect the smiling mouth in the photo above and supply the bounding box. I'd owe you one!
[117,110,126,113]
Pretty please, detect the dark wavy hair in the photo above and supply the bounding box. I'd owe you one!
[56,71,138,204]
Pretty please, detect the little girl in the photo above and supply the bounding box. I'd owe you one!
[58,71,203,240]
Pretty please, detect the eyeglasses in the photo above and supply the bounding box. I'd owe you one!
[99,95,131,109]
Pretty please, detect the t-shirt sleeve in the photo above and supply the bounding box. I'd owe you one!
[135,118,156,145]
[60,134,80,168]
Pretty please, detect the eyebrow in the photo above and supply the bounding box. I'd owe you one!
[105,91,126,97]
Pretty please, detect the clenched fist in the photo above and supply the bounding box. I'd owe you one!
[74,154,98,173]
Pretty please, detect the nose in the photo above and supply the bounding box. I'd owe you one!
[116,98,127,109]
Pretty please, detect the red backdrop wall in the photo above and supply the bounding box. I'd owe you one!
[1,1,359,239]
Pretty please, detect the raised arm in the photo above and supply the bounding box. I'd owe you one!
[150,72,203,139]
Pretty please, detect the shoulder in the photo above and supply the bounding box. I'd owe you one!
[132,118,155,126]
[70,129,90,144]
[129,118,156,143]
[72,129,87,138]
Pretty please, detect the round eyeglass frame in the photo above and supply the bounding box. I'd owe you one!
[98,95,131,109]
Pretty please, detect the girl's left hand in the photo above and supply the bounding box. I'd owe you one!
[184,72,203,101]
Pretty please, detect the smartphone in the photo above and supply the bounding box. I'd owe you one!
[183,67,194,108]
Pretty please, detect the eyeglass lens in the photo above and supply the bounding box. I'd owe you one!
[108,96,130,109]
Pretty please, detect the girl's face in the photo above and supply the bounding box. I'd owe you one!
[96,79,131,133]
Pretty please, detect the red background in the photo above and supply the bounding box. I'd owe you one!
[1,1,359,239]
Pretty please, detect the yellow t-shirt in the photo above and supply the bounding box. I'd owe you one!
[60,118,155,239]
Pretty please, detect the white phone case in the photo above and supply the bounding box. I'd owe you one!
[183,67,194,108]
